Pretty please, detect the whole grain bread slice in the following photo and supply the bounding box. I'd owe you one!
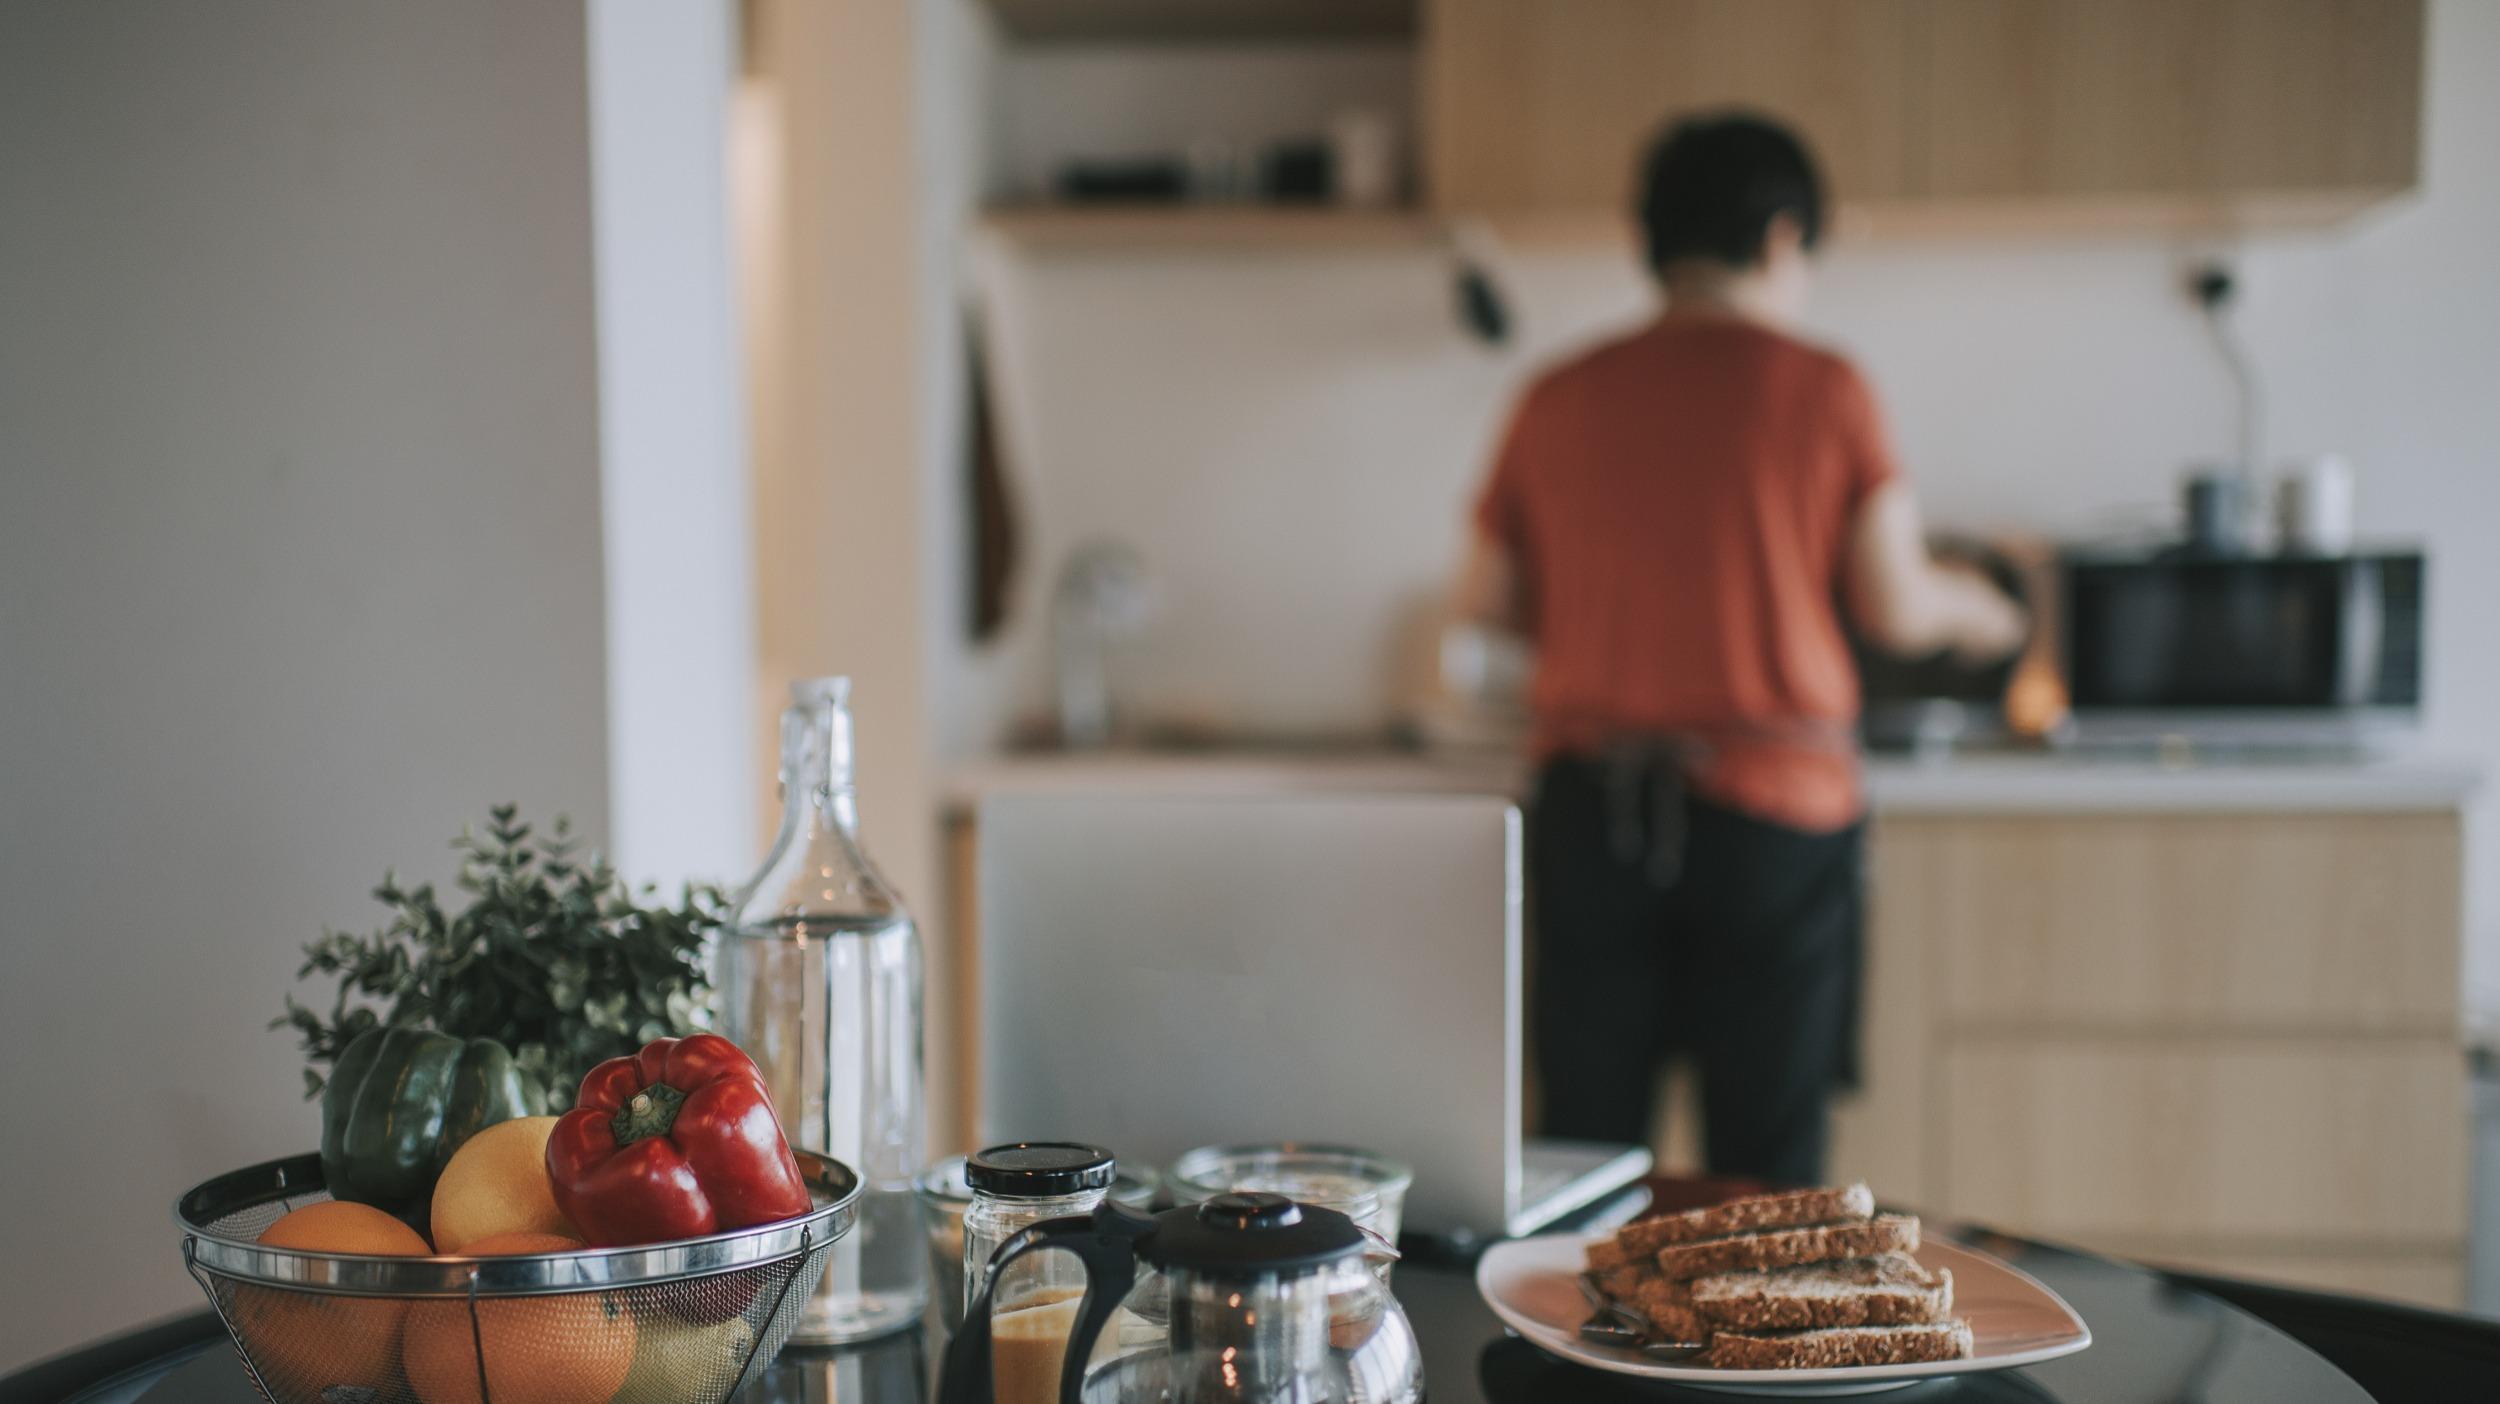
[1590,1264,1656,1302]
[1625,1274,1713,1345]
[1615,1183,1874,1258]
[1654,1214,1919,1282]
[1706,1319,1973,1371]
[1584,1236,1647,1273]
[1689,1253,1951,1331]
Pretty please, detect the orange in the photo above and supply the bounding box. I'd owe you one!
[235,1201,432,1399]
[402,1271,636,1404]
[430,1116,574,1254]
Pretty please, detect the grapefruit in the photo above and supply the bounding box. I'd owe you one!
[429,1116,574,1253]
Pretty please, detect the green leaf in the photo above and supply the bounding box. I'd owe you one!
[275,807,719,1103]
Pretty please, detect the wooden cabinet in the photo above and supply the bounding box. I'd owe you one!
[1835,811,2470,1309]
[1940,1040,2466,1242]
[1921,813,2460,1033]
[1421,0,2424,227]
[1424,0,1923,211]
[1919,0,2422,201]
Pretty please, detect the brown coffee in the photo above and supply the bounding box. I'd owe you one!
[990,1292,1085,1404]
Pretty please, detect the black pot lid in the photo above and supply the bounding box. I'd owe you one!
[1137,1192,1366,1278]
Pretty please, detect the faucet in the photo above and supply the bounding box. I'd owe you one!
[1051,540,1152,749]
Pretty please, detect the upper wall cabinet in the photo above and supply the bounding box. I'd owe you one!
[1422,0,2424,228]
[1423,0,1924,212]
[1919,0,2422,201]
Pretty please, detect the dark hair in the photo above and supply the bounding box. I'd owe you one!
[1636,111,1826,273]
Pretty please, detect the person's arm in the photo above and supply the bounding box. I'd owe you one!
[1458,383,1541,639]
[1845,479,2027,664]
[1454,531,1529,637]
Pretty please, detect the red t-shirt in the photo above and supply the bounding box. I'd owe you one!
[1474,314,1898,832]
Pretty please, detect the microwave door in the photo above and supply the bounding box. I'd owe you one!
[2337,560,2383,708]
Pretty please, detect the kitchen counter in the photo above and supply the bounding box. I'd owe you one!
[940,743,2479,1308]
[945,748,2479,815]
[944,749,1526,807]
[1864,750,2479,813]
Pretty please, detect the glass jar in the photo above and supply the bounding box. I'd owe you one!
[921,1154,1159,1336]
[914,1156,979,1335]
[1168,1143,1413,1262]
[1107,1162,1163,1216]
[963,1142,1117,1314]
[719,677,928,1343]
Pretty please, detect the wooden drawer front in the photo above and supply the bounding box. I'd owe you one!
[1880,814,2460,1033]
[1941,1040,2467,1242]
[2072,1237,2465,1311]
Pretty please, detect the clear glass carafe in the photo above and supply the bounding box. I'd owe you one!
[939,1194,1424,1404]
[719,677,928,1342]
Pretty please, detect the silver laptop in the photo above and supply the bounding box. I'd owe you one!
[974,789,1650,1238]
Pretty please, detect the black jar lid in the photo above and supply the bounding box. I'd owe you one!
[967,1142,1117,1197]
[1138,1192,1366,1278]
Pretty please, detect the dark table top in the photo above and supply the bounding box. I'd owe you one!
[26,1197,2500,1404]
[44,1237,2450,1404]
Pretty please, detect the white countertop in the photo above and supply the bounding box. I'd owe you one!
[1860,751,2480,814]
[946,748,2480,816]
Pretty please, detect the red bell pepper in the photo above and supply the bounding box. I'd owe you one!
[546,1033,814,1246]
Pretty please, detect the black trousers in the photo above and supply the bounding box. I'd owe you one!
[1528,753,1862,1187]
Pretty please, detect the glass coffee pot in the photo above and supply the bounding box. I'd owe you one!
[938,1193,1424,1404]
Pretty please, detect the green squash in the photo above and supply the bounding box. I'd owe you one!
[319,1025,535,1212]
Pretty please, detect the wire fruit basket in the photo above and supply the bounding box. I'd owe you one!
[176,1150,861,1404]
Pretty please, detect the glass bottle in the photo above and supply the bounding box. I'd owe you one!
[720,677,928,1342]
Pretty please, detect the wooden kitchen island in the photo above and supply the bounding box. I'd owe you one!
[942,750,2480,1308]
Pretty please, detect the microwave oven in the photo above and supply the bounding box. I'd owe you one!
[2059,549,2424,745]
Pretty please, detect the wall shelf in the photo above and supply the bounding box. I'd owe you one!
[986,0,1413,43]
[982,189,2398,255]
[980,204,1444,250]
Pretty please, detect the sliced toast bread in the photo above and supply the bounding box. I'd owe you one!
[1706,1320,1974,1371]
[1590,1264,1656,1302]
[1689,1253,1952,1331]
[1621,1183,1874,1255]
[1586,1183,1874,1272]
[1653,1214,1920,1282]
[1624,1274,1712,1345]
[1585,1235,1648,1273]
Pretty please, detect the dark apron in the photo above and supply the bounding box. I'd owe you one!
[1590,728,1866,1092]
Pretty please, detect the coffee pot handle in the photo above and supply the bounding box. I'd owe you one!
[937,1202,1156,1404]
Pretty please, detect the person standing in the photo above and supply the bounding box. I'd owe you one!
[1456,113,2025,1186]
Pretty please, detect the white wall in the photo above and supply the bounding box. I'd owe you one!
[970,0,2500,1009]
[0,0,609,1372]
[586,0,757,887]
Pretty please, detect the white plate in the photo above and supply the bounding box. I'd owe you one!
[1475,1229,2092,1396]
